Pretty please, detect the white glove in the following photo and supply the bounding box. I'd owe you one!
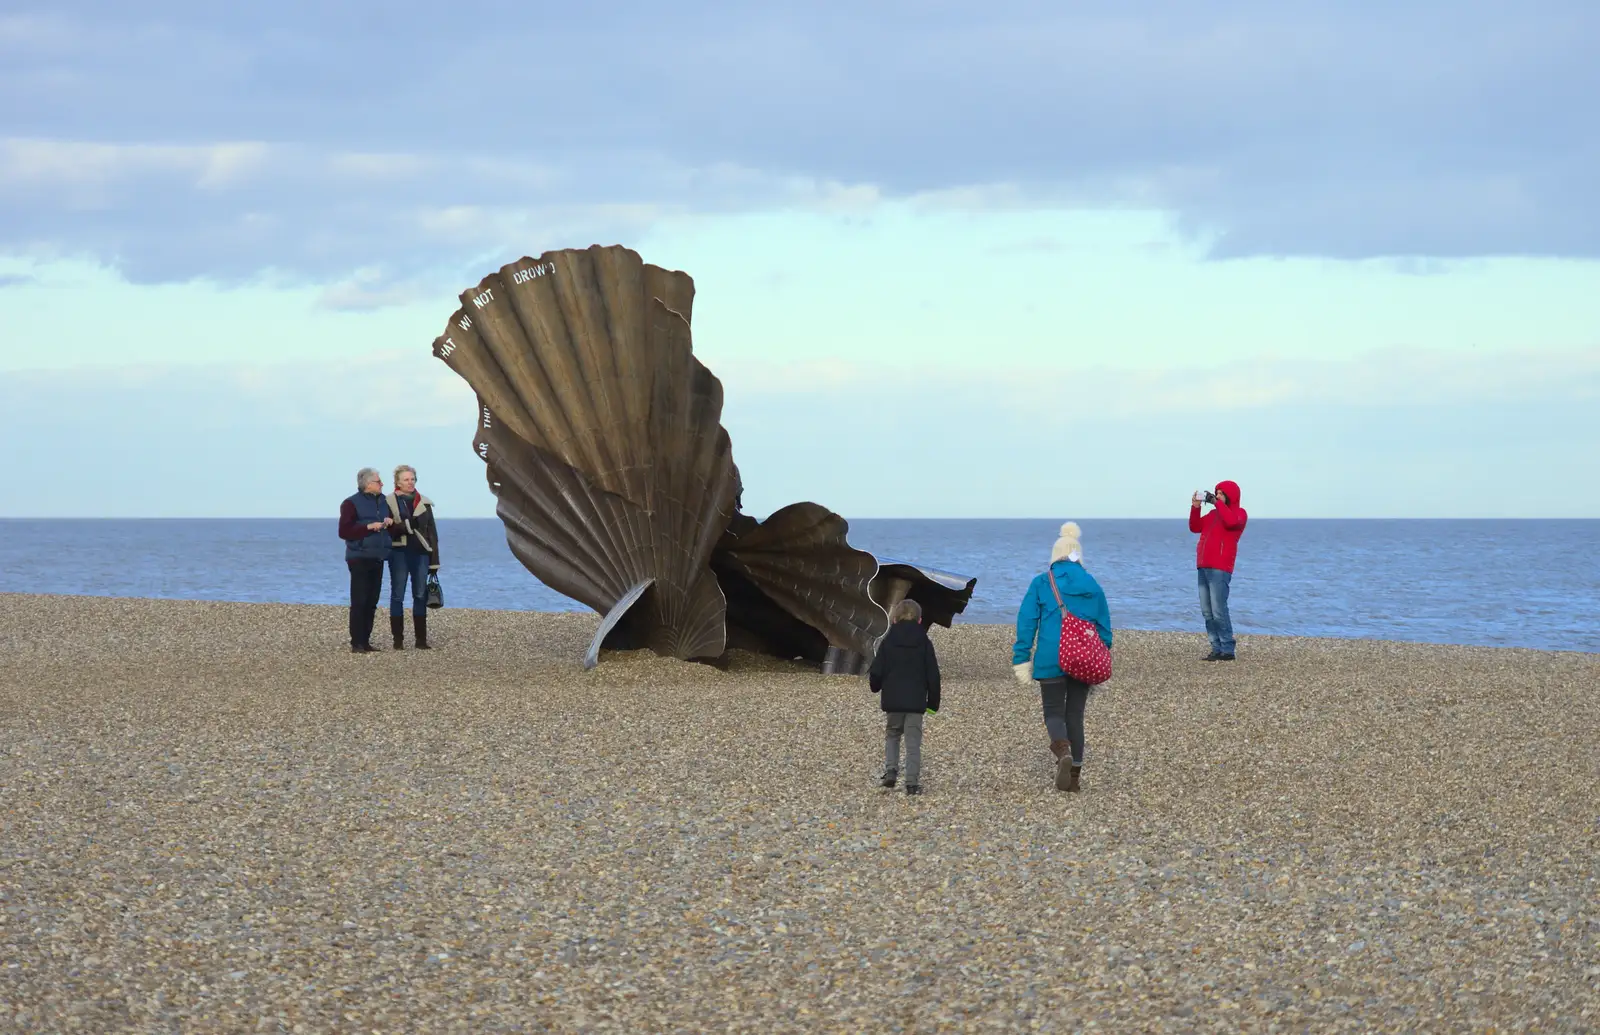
[1012,661,1034,686]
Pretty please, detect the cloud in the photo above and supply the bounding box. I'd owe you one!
[0,135,864,286]
[313,268,442,312]
[984,236,1067,255]
[4,342,1595,518]
[2,1,1599,283]
[19,342,1590,440]
[0,350,475,431]
[716,345,1600,417]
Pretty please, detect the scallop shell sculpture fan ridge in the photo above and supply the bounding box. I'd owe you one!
[432,245,976,670]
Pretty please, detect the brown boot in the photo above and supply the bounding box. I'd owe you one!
[1049,738,1069,762]
[1066,764,1082,792]
[1054,753,1075,791]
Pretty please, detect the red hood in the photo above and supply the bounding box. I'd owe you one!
[1215,480,1241,506]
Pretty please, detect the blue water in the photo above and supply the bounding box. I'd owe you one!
[0,519,1594,652]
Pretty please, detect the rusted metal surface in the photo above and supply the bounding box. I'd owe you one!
[433,244,975,668]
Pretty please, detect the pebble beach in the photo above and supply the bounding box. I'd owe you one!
[2,593,1597,1032]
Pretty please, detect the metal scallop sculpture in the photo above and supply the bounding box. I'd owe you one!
[432,244,976,669]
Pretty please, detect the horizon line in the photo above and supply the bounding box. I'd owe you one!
[2,515,1596,522]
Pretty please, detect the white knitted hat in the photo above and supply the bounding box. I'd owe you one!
[1050,521,1082,563]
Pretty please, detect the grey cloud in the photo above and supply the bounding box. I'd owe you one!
[2,0,1598,283]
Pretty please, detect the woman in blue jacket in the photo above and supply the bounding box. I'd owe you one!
[1012,522,1113,792]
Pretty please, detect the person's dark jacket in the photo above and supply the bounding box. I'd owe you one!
[339,491,393,562]
[386,491,441,571]
[868,620,942,714]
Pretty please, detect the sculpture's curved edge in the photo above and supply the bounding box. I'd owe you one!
[451,245,695,317]
[714,501,888,658]
[871,557,978,630]
[585,578,656,670]
[479,417,732,662]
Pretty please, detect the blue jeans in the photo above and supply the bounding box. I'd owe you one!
[388,550,430,617]
[1197,567,1235,654]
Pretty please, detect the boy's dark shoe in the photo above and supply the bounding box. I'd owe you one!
[1202,651,1223,661]
[1217,653,1236,661]
[904,784,922,796]
[879,771,897,789]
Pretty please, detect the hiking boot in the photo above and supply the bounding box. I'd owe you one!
[391,615,406,650]
[879,770,897,789]
[904,784,922,796]
[414,611,431,650]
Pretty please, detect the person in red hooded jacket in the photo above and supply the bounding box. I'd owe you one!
[1189,480,1247,661]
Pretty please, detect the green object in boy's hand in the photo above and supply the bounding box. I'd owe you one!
[926,708,937,716]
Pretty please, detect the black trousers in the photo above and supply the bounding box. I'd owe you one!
[347,558,385,647]
[1039,676,1090,765]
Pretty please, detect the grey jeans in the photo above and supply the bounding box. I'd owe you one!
[1039,677,1089,765]
[884,711,925,785]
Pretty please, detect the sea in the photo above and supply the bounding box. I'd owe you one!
[1,519,1595,653]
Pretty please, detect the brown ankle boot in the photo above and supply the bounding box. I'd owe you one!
[1049,738,1069,762]
[1054,752,1075,791]
[1066,764,1082,792]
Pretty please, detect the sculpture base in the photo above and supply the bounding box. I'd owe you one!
[822,646,867,676]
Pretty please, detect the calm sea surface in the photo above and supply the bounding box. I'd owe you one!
[0,519,1594,652]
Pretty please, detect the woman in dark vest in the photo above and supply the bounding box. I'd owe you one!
[338,467,393,652]
[385,464,441,650]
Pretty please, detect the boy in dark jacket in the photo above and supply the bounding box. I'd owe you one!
[868,599,942,796]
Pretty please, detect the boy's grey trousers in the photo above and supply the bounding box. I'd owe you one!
[884,711,924,785]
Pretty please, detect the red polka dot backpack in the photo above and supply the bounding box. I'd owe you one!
[1046,568,1113,686]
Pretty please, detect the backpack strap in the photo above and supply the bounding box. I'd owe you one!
[1045,568,1066,611]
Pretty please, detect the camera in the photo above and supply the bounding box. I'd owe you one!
[1201,490,1217,505]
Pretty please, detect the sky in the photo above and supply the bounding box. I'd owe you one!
[1,1,1596,518]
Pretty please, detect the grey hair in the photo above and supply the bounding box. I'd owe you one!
[890,598,923,623]
[394,464,417,484]
[356,467,381,491]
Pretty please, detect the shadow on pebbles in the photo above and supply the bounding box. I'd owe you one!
[1,593,1597,1032]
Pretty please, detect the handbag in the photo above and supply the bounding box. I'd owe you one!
[1046,569,1112,685]
[425,572,444,610]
